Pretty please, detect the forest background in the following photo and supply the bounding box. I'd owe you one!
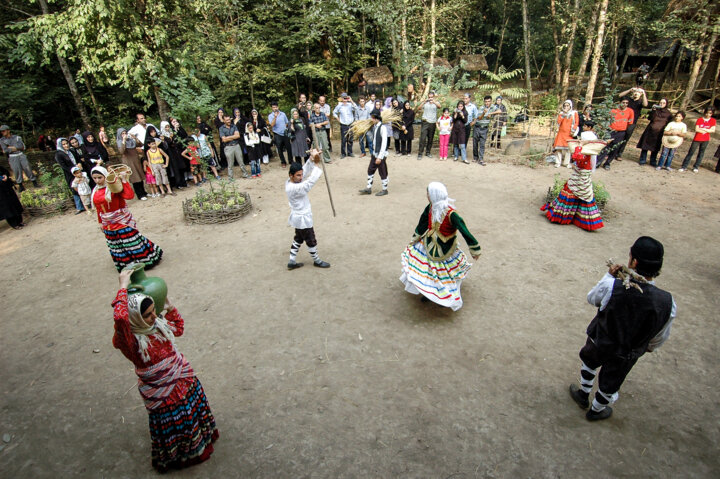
[0,0,718,135]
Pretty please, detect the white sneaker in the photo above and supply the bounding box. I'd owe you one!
[140,196,148,201]
[678,168,685,172]
[693,168,699,173]
[655,166,662,171]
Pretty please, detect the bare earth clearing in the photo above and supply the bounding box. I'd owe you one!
[1,141,719,478]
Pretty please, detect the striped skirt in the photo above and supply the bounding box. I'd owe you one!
[400,241,472,311]
[149,377,219,473]
[541,183,604,231]
[103,226,163,272]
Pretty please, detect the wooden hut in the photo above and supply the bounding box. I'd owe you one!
[351,66,394,96]
[458,54,489,72]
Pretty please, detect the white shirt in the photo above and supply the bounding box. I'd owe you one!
[372,123,388,159]
[127,123,157,145]
[580,130,599,169]
[587,272,677,351]
[286,160,323,229]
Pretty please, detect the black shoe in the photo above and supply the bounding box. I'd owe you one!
[425,153,432,158]
[358,188,372,195]
[17,183,25,192]
[417,155,422,160]
[340,155,346,159]
[75,210,85,215]
[586,406,613,421]
[313,260,330,268]
[375,190,388,196]
[32,180,39,188]
[569,384,589,409]
[287,261,304,270]
[603,164,610,170]
[348,154,355,158]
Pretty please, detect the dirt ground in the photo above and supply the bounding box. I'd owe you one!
[1,137,719,479]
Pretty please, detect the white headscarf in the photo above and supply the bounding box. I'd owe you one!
[560,99,576,119]
[90,165,112,203]
[159,121,172,138]
[428,182,455,224]
[127,293,175,363]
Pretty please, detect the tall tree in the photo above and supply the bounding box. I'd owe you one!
[574,4,599,91]
[521,0,532,106]
[559,0,580,101]
[584,0,609,105]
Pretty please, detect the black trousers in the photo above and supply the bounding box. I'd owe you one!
[599,130,627,166]
[274,134,292,165]
[579,338,639,395]
[132,181,147,199]
[293,227,317,248]
[400,139,412,154]
[368,156,388,179]
[418,122,436,155]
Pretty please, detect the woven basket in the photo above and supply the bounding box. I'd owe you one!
[182,191,252,225]
[24,197,75,217]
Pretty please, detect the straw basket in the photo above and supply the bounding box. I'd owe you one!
[568,139,607,156]
[25,198,74,217]
[182,191,252,225]
[106,164,132,193]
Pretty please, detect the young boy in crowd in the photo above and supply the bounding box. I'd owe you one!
[182,140,207,186]
[569,236,676,421]
[70,166,92,213]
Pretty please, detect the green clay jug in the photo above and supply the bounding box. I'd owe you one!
[124,262,168,315]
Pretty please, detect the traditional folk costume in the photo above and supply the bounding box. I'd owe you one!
[541,141,604,231]
[359,116,389,196]
[552,100,580,167]
[92,166,162,271]
[286,160,330,269]
[400,182,481,311]
[570,237,676,421]
[112,289,218,472]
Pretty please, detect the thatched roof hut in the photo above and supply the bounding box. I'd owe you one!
[350,66,394,85]
[458,54,488,71]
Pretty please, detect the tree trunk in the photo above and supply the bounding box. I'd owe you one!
[401,5,408,82]
[249,79,255,109]
[421,0,437,100]
[614,33,634,88]
[153,86,171,121]
[672,45,684,83]
[522,0,533,106]
[550,0,562,87]
[680,16,711,111]
[83,76,102,123]
[361,13,366,60]
[559,0,580,101]
[37,0,92,129]
[696,26,719,91]
[608,24,622,84]
[584,0,609,105]
[657,40,680,93]
[494,2,509,74]
[574,5,600,90]
[710,51,720,107]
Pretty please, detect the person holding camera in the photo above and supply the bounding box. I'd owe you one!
[636,98,672,166]
[416,91,442,160]
[450,101,469,163]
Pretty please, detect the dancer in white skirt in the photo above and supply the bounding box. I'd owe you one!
[400,182,481,311]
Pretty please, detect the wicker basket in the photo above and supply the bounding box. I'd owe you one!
[182,191,252,224]
[24,197,75,217]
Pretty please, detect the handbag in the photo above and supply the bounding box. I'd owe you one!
[260,134,271,144]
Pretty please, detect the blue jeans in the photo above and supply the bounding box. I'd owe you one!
[657,147,676,169]
[638,149,658,166]
[454,143,467,162]
[251,160,261,176]
[72,192,83,211]
[360,131,372,154]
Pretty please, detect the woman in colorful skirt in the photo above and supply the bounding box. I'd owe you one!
[541,142,604,231]
[113,269,218,472]
[400,182,482,311]
[91,166,162,271]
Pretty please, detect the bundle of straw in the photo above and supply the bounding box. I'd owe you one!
[347,109,404,139]
[606,259,648,293]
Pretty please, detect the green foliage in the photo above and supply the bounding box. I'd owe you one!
[20,163,71,208]
[476,66,528,118]
[538,94,559,116]
[189,180,246,213]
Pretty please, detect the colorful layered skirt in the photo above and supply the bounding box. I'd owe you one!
[148,377,219,472]
[541,169,603,231]
[103,226,163,272]
[400,241,472,311]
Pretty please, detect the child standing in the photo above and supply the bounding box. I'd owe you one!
[146,141,174,197]
[657,111,687,171]
[144,160,159,198]
[436,108,452,161]
[193,132,220,180]
[244,123,262,178]
[568,236,676,421]
[182,141,206,186]
[71,166,92,213]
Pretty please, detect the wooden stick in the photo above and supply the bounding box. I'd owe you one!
[309,126,337,217]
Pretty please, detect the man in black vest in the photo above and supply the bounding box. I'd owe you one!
[359,110,389,196]
[569,236,676,421]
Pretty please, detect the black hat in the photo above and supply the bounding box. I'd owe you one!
[630,236,664,277]
[371,109,381,120]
